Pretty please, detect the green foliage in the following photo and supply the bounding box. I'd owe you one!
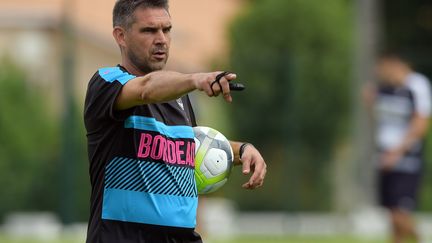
[0,61,89,222]
[419,131,432,211]
[226,0,353,211]
[0,61,59,217]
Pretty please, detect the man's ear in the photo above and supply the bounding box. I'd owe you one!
[113,26,127,48]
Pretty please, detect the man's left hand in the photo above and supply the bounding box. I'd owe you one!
[239,144,267,190]
[380,148,404,171]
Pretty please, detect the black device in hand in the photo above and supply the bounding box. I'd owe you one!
[229,82,245,91]
[211,71,246,94]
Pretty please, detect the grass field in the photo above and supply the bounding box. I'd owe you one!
[0,235,386,243]
[212,236,385,243]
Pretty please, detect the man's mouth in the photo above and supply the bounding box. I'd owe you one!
[152,50,167,60]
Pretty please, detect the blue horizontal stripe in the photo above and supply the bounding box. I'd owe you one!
[102,188,197,228]
[124,116,194,139]
[98,67,136,85]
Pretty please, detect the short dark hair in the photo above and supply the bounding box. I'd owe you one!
[113,0,169,29]
[378,48,412,66]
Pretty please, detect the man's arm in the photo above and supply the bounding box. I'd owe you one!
[381,113,429,170]
[115,71,236,110]
[230,141,267,190]
[399,114,429,152]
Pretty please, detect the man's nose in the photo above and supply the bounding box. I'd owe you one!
[155,30,168,45]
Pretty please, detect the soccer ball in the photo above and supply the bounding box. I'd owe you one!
[193,126,234,194]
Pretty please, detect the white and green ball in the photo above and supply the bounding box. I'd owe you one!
[193,126,234,194]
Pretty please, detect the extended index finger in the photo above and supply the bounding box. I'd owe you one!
[225,73,237,81]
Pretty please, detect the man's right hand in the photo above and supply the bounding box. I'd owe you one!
[191,72,237,103]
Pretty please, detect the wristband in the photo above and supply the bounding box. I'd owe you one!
[239,143,250,159]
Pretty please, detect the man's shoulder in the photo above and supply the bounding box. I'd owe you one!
[406,72,431,90]
[90,66,136,85]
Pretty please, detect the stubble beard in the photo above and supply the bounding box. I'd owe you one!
[128,49,168,74]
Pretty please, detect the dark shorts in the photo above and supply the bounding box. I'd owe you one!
[98,230,203,243]
[128,231,203,243]
[378,171,421,211]
[88,220,203,243]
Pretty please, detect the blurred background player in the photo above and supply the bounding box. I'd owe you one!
[365,51,431,243]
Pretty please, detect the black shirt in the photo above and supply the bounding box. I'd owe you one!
[84,65,199,243]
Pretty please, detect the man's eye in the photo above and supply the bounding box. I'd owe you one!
[141,28,157,33]
[163,27,172,33]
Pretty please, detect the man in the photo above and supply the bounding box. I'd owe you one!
[367,51,431,243]
[83,0,267,243]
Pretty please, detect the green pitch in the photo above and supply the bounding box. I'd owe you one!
[0,235,386,243]
[212,236,385,243]
[0,236,82,243]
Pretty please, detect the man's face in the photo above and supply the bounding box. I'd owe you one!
[122,7,172,73]
[376,58,406,86]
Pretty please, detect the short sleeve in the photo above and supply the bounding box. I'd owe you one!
[84,67,136,123]
[408,73,432,118]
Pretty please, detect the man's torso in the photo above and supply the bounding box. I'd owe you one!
[375,72,431,173]
[84,66,199,243]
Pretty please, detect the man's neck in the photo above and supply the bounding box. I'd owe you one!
[121,58,147,76]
